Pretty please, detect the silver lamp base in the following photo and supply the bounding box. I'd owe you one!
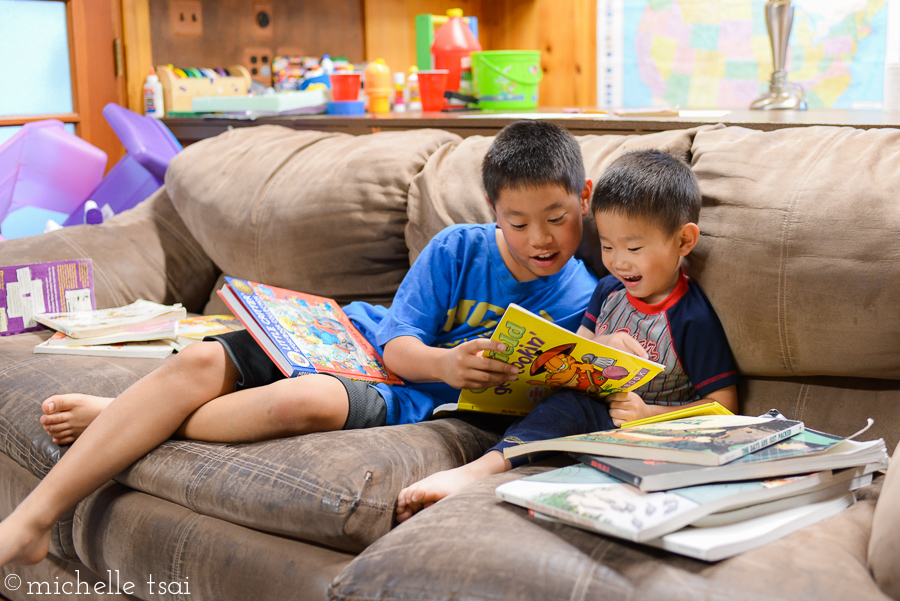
[751,72,807,110]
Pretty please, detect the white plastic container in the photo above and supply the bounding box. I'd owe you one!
[143,68,165,119]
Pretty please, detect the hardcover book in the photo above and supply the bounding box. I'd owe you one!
[574,429,888,491]
[502,414,805,466]
[34,299,186,340]
[0,259,94,336]
[217,277,403,385]
[495,462,870,543]
[439,303,664,417]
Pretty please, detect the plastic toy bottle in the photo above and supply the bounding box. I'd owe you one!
[431,9,482,99]
[392,71,407,112]
[321,54,334,75]
[363,59,392,114]
[407,66,422,111]
[143,67,165,119]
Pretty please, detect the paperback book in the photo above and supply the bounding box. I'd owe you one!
[170,314,244,350]
[41,319,178,347]
[218,277,402,384]
[439,303,664,417]
[0,259,94,336]
[495,462,871,543]
[34,332,176,359]
[574,429,888,491]
[34,299,186,340]
[503,414,804,466]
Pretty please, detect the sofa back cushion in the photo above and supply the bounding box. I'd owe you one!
[166,125,461,306]
[406,125,720,278]
[690,126,900,380]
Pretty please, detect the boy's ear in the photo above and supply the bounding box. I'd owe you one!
[580,180,593,216]
[485,194,497,218]
[678,223,700,256]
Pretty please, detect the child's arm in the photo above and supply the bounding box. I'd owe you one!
[605,385,738,427]
[383,335,518,390]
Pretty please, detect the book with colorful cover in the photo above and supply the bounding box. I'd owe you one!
[171,314,244,350]
[620,401,733,428]
[574,428,888,491]
[438,303,664,417]
[33,299,186,339]
[34,331,176,359]
[0,259,94,336]
[503,414,805,466]
[217,277,402,385]
[42,319,178,347]
[494,462,871,543]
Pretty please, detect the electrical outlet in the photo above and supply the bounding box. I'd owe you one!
[243,47,273,85]
[252,2,274,39]
[170,0,203,36]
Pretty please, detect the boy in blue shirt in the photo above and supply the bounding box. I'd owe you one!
[397,149,738,523]
[0,121,599,567]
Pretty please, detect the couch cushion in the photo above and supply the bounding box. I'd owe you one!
[406,125,722,278]
[690,125,900,380]
[331,465,888,601]
[868,440,900,601]
[166,125,461,307]
[115,417,501,553]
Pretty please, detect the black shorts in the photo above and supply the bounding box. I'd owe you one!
[206,330,387,430]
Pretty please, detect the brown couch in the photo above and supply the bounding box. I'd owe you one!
[1,123,898,601]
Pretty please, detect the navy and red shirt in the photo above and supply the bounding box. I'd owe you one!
[581,271,738,405]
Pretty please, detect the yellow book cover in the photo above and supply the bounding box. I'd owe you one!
[619,401,734,429]
[440,304,664,417]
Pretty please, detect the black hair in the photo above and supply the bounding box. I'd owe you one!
[482,120,585,206]
[590,149,700,234]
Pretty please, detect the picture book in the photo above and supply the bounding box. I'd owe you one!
[34,332,176,359]
[502,414,804,466]
[644,492,855,561]
[0,259,94,336]
[620,401,733,428]
[217,277,403,385]
[42,319,178,347]
[440,303,664,417]
[495,462,869,543]
[171,314,244,350]
[574,429,888,491]
[34,299,186,339]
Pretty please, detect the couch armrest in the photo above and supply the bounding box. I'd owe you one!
[0,187,218,312]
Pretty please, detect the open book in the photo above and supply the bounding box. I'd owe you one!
[437,303,664,417]
[217,277,402,385]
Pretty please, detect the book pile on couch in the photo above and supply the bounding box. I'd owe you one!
[32,299,241,358]
[496,412,889,561]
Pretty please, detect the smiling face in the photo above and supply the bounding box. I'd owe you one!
[492,182,592,282]
[595,210,699,305]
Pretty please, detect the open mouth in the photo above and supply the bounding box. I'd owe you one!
[532,252,559,267]
[621,274,642,286]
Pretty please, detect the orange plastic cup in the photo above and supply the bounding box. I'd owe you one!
[330,72,361,101]
[417,69,448,112]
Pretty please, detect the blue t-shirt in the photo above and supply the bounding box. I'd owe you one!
[344,223,599,425]
[581,271,738,404]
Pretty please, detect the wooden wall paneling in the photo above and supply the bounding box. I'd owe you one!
[122,0,154,115]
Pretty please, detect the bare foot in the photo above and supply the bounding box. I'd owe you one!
[40,394,113,445]
[396,451,510,523]
[0,512,52,567]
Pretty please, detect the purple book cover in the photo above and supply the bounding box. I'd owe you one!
[0,259,95,336]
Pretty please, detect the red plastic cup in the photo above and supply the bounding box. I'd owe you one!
[417,69,449,112]
[330,72,361,102]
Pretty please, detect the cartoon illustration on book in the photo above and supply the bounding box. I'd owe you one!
[526,342,631,396]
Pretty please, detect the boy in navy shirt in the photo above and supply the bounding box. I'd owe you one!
[397,149,738,522]
[1,121,599,567]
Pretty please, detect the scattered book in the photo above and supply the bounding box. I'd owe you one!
[437,303,664,417]
[495,462,874,544]
[574,429,888,491]
[41,319,178,347]
[217,277,403,385]
[34,299,186,340]
[503,414,804,467]
[620,401,733,428]
[0,259,94,336]
[34,332,176,359]
[170,314,244,351]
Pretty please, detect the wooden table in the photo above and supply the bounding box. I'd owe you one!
[163,108,900,146]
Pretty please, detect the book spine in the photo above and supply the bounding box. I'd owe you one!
[576,455,643,488]
[719,422,805,465]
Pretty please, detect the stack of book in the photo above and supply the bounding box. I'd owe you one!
[495,413,888,562]
[32,300,242,359]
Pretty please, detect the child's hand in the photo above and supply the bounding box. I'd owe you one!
[439,339,518,390]
[592,331,648,359]
[605,391,655,426]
